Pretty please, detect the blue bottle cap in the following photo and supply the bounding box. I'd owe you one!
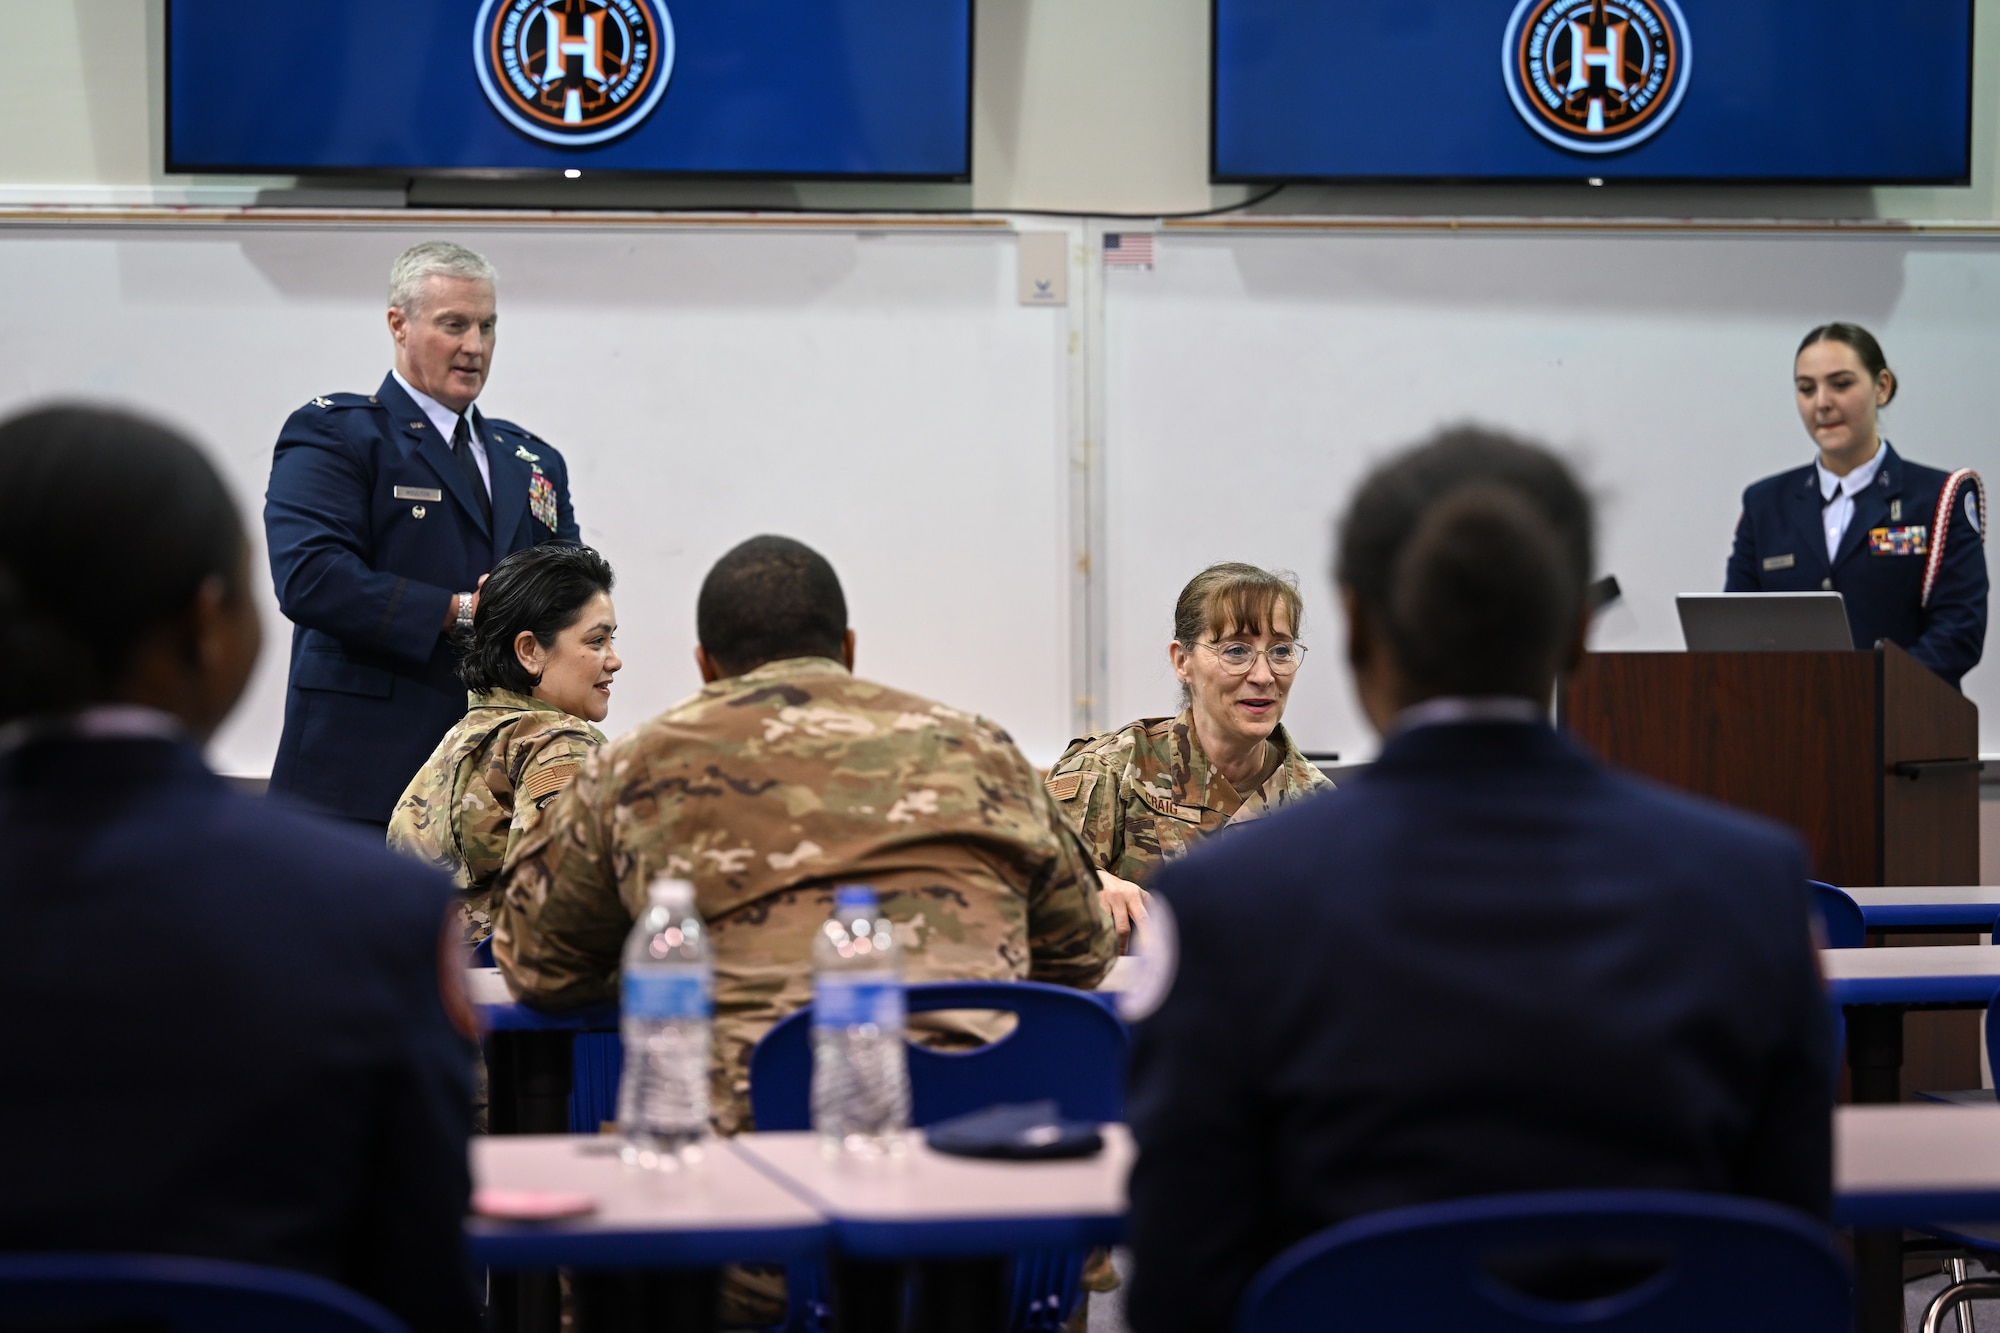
[833,885,879,912]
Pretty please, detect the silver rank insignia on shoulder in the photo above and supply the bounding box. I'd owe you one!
[312,396,334,408]
[514,443,541,463]
[1891,499,1902,522]
[409,420,426,430]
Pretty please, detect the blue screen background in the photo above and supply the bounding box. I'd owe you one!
[1214,0,1971,181]
[167,0,970,177]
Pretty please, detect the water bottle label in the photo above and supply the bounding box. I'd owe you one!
[814,977,906,1029]
[624,973,711,1021]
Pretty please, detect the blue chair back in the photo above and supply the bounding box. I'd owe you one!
[0,1254,408,1332]
[1809,881,1865,949]
[1238,1190,1849,1333]
[748,980,1129,1131]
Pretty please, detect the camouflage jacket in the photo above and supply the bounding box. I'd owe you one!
[494,656,1117,1133]
[387,688,604,944]
[1045,708,1332,885]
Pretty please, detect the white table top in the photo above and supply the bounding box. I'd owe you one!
[471,1134,823,1235]
[468,967,512,1007]
[1822,944,2000,1007]
[1820,944,2000,982]
[1837,1105,2000,1223]
[731,1126,1132,1225]
[1842,886,2000,909]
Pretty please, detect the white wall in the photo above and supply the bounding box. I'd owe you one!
[5,0,2000,219]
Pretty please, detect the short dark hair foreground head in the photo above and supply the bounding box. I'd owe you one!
[0,404,245,722]
[458,543,616,694]
[697,535,848,678]
[1336,425,1594,702]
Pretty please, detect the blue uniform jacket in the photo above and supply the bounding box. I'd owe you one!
[1124,722,1832,1333]
[1725,443,1987,687]
[0,736,477,1332]
[265,374,579,822]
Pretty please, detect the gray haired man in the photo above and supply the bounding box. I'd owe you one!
[264,240,582,829]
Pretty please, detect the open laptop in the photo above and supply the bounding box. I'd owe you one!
[1675,592,1855,652]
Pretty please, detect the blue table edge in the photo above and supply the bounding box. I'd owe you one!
[470,1218,825,1270]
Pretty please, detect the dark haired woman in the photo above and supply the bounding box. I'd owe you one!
[1123,428,1833,1333]
[389,542,620,945]
[1726,322,1987,687]
[1046,562,1330,948]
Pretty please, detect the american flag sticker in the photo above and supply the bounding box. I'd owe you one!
[1104,233,1155,270]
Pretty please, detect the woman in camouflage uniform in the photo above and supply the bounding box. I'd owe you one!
[1047,562,1331,947]
[389,543,620,945]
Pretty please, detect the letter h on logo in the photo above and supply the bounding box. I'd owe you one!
[1567,19,1626,94]
[543,8,607,89]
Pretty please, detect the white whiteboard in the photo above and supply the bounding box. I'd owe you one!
[1103,227,2000,759]
[0,222,1079,771]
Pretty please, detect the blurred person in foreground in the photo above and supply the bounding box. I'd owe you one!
[1125,427,1833,1333]
[389,542,621,946]
[0,404,477,1333]
[1046,562,1331,949]
[496,534,1117,1134]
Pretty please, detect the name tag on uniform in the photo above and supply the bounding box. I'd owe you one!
[1868,525,1928,556]
[1761,554,1795,571]
[393,486,443,502]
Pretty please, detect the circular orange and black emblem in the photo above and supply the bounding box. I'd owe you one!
[473,0,676,147]
[1502,0,1691,154]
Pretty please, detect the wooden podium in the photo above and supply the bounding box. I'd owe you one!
[1563,642,1979,888]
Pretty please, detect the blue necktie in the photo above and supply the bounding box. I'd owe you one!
[452,414,492,529]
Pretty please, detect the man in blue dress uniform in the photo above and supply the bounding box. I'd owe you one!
[265,241,581,826]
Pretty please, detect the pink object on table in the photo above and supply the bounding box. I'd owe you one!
[472,1187,598,1221]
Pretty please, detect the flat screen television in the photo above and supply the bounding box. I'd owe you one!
[166,0,973,179]
[1213,0,1973,183]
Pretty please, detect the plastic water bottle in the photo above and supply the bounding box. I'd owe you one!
[616,877,712,1168]
[811,885,911,1156]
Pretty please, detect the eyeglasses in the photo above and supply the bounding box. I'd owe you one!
[1194,641,1307,676]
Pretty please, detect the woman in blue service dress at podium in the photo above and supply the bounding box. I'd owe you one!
[1725,322,1988,687]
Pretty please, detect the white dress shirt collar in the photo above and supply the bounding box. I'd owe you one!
[1391,695,1547,736]
[392,369,490,490]
[1815,439,1887,503]
[1815,439,1888,563]
[0,704,183,756]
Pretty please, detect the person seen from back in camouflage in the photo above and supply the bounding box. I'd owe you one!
[495,534,1117,1136]
[389,543,619,945]
[1047,562,1332,948]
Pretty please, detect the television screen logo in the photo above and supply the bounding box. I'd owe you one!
[1502,0,1691,154]
[474,0,675,147]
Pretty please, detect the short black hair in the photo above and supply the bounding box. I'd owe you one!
[696,535,847,677]
[1336,425,1594,701]
[458,543,616,694]
[0,404,245,722]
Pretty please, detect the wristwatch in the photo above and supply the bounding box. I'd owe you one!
[455,592,476,634]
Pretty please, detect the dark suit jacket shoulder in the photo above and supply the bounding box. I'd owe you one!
[1725,443,1987,686]
[264,374,580,821]
[1124,722,1832,1333]
[0,737,477,1332]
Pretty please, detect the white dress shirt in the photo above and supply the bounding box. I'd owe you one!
[392,369,490,493]
[1815,441,1888,564]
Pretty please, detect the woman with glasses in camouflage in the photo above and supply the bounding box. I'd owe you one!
[1046,562,1331,949]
